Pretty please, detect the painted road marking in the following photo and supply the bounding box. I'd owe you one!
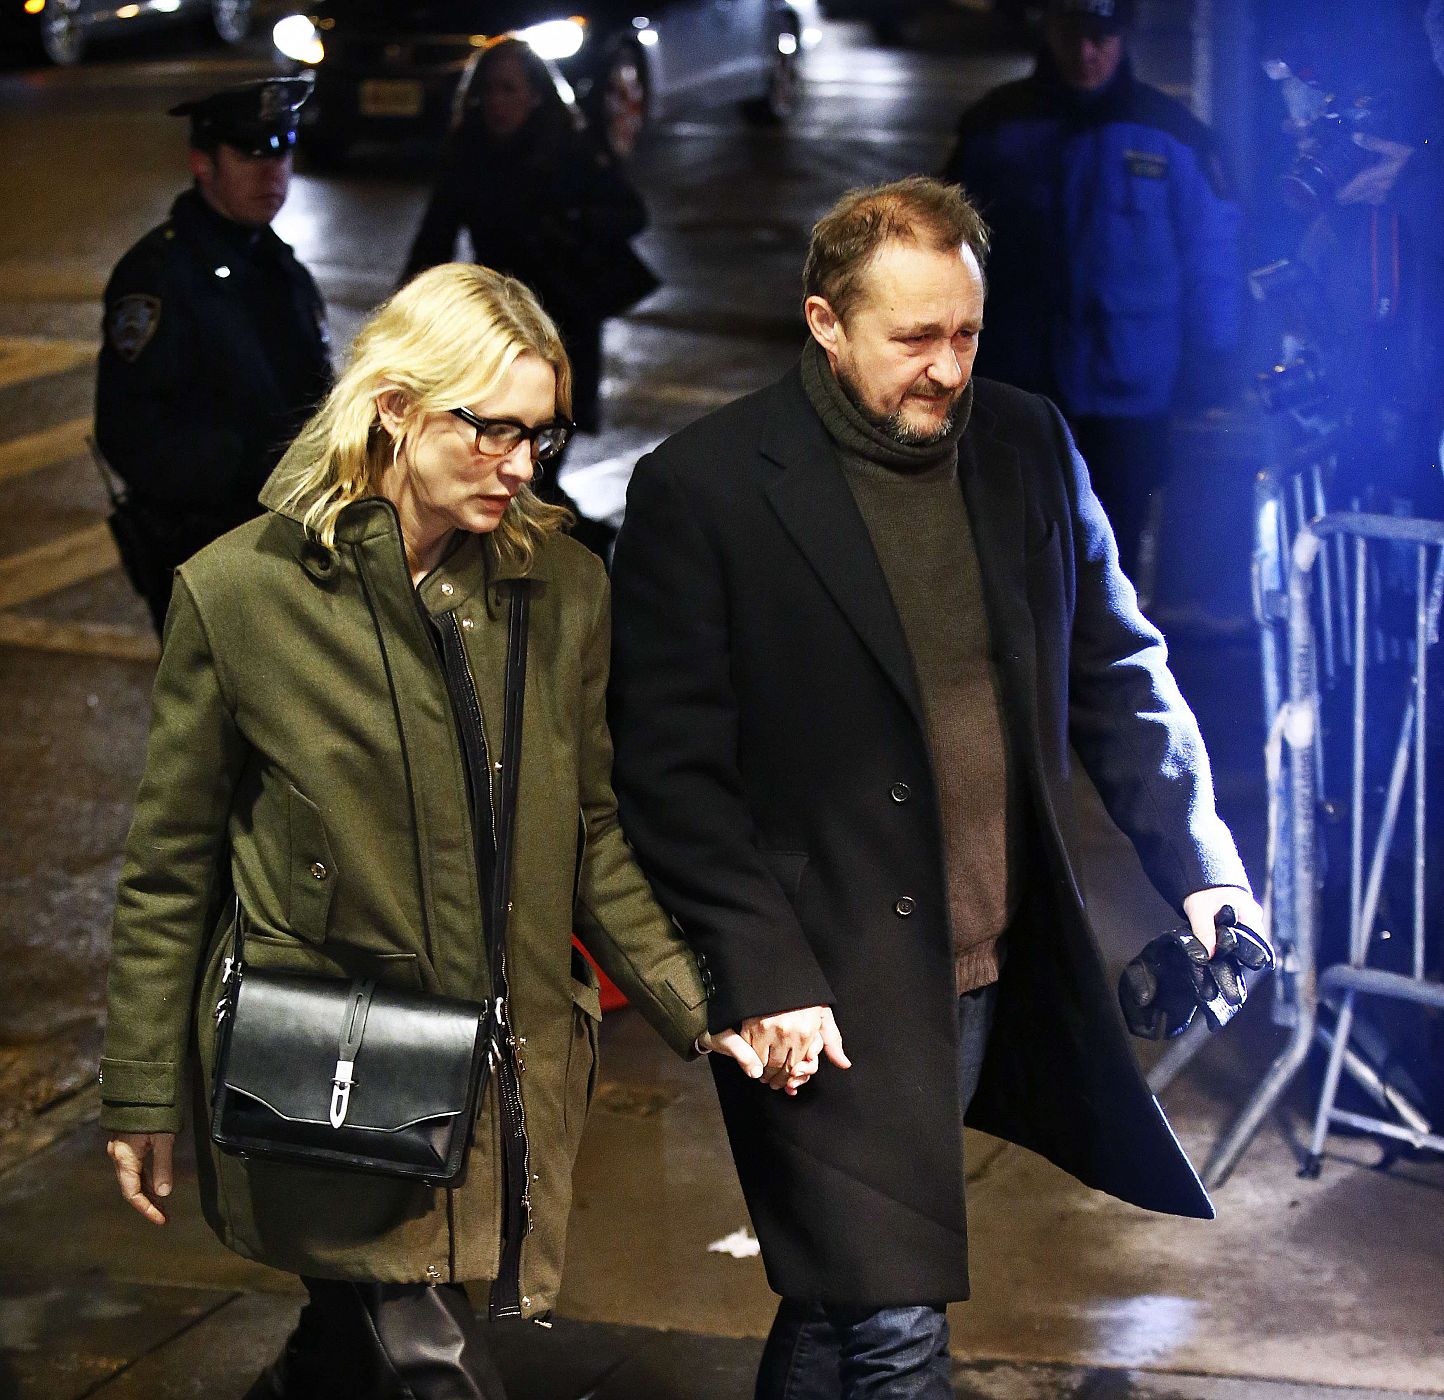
[0,338,136,654]
[0,338,94,392]
[0,610,156,663]
[0,521,119,612]
[0,416,93,485]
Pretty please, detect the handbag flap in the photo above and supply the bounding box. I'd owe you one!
[221,971,485,1132]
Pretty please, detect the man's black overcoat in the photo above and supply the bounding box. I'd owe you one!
[607,366,1250,1307]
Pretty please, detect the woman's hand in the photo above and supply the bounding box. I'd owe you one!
[106,1132,175,1226]
[699,1027,821,1096]
[739,1006,850,1091]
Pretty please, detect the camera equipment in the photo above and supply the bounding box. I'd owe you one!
[1282,116,1382,214]
[1256,352,1328,415]
[1263,58,1397,215]
[1248,257,1313,306]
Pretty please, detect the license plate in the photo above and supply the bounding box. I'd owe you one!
[359,80,424,118]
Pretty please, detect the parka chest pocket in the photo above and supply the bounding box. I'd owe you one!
[286,785,337,945]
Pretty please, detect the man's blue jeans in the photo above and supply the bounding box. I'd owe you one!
[754,982,998,1400]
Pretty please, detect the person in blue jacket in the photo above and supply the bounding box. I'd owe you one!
[941,0,1241,581]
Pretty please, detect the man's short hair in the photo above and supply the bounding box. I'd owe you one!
[803,177,990,322]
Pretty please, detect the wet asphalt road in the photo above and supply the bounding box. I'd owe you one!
[0,7,1262,1137]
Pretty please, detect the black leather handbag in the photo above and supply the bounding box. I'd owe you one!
[209,588,531,1186]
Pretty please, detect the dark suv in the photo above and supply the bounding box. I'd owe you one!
[272,0,804,161]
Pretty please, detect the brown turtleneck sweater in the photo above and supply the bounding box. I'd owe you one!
[801,340,1017,993]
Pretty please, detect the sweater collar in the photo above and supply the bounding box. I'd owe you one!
[799,337,973,474]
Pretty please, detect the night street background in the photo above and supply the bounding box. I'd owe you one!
[1,4,1442,1397]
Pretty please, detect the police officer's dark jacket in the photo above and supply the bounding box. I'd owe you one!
[943,56,1241,419]
[96,188,331,525]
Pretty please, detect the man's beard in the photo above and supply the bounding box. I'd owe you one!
[836,366,959,448]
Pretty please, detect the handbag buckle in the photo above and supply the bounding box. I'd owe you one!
[330,1058,356,1129]
[214,958,239,1026]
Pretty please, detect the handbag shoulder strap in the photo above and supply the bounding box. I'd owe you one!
[488,582,530,994]
[223,584,532,993]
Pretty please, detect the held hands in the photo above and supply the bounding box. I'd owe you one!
[699,1007,850,1094]
[106,1132,175,1226]
[739,1005,851,1096]
[698,1025,827,1094]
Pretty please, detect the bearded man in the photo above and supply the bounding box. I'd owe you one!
[608,176,1259,1400]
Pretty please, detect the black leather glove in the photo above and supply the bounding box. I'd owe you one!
[1119,905,1275,1039]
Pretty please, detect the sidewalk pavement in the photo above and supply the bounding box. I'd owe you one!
[4,792,1443,1400]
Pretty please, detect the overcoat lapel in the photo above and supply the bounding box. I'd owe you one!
[758,372,1042,739]
[957,398,1038,723]
[759,377,927,733]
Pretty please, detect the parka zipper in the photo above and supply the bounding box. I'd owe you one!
[434,608,533,1318]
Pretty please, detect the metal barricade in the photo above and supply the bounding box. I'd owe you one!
[1196,499,1444,1185]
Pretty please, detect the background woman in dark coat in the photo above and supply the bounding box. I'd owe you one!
[404,38,658,553]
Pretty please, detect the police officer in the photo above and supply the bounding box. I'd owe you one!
[941,0,1242,583]
[96,76,332,633]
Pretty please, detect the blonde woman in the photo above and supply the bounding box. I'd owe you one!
[99,263,766,1399]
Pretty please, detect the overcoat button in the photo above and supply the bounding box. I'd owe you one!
[440,581,454,596]
[890,783,910,803]
[310,862,328,881]
[894,896,915,917]
[461,616,474,631]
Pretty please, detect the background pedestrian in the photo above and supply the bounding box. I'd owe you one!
[95,76,331,631]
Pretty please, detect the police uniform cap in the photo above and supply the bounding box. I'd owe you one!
[168,75,313,156]
[1048,0,1133,35]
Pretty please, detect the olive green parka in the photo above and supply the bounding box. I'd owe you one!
[99,460,707,1314]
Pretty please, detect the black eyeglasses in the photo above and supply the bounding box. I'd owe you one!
[449,406,574,468]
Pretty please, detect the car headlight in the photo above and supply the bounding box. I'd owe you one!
[273,13,324,64]
[516,17,586,61]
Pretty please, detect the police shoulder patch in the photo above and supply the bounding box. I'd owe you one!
[107,293,161,363]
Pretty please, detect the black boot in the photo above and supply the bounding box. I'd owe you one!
[253,1277,509,1400]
